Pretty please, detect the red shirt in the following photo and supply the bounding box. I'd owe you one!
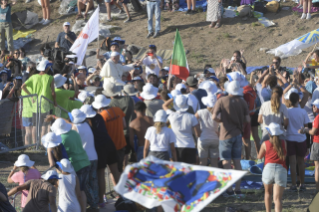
[264,140,287,170]
[313,115,319,143]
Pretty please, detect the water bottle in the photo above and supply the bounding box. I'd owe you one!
[103,195,108,203]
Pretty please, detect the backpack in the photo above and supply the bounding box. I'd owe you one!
[243,85,257,116]
[254,1,266,13]
[100,37,112,51]
[236,5,253,17]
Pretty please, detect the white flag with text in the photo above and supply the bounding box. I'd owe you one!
[70,6,99,65]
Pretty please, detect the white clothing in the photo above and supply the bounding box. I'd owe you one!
[304,98,315,122]
[196,109,219,142]
[312,87,319,103]
[142,56,163,76]
[185,93,200,113]
[100,59,134,86]
[286,107,310,142]
[145,126,176,151]
[74,122,98,161]
[58,174,81,212]
[167,109,198,148]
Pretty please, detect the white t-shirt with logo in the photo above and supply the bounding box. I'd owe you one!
[142,56,163,76]
[145,126,176,152]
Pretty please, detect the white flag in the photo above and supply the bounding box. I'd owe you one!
[70,6,99,65]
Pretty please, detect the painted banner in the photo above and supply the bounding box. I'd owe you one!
[114,156,247,212]
[70,6,99,65]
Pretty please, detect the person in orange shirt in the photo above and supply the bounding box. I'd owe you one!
[92,94,127,174]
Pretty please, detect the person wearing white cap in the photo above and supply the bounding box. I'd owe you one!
[162,95,201,164]
[7,154,41,209]
[175,82,200,113]
[80,104,120,208]
[212,80,250,197]
[55,22,76,51]
[257,122,287,212]
[204,67,215,79]
[8,170,59,212]
[100,50,135,86]
[144,109,177,161]
[58,158,82,212]
[22,59,56,139]
[77,90,94,103]
[140,83,164,118]
[54,74,77,119]
[195,94,219,167]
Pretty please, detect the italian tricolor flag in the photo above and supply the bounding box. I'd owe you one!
[170,29,189,81]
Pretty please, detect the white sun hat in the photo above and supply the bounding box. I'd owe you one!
[41,170,61,180]
[202,81,218,95]
[77,65,86,70]
[37,60,52,71]
[54,74,67,88]
[14,154,35,167]
[78,91,94,103]
[265,122,284,136]
[80,105,97,118]
[88,68,96,74]
[51,118,72,136]
[110,51,120,57]
[171,89,181,99]
[60,158,75,173]
[284,87,303,100]
[92,94,111,109]
[173,95,189,112]
[201,94,217,108]
[63,22,70,26]
[123,84,138,96]
[41,132,62,148]
[226,81,243,96]
[154,109,168,123]
[175,83,187,92]
[102,81,122,97]
[71,109,87,124]
[312,99,319,108]
[140,83,158,100]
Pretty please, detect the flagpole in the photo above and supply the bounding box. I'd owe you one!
[167,30,177,91]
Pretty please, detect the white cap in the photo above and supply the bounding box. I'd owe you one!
[132,76,143,81]
[173,95,188,112]
[69,61,74,65]
[202,81,218,95]
[80,105,97,118]
[41,132,62,148]
[88,68,96,74]
[37,60,52,71]
[71,109,87,124]
[226,81,243,96]
[265,122,284,136]
[175,83,187,92]
[77,65,86,70]
[14,154,35,167]
[60,159,75,173]
[284,87,303,100]
[226,71,243,83]
[54,74,67,88]
[110,52,120,57]
[140,83,158,100]
[78,91,94,103]
[41,170,61,180]
[51,118,72,136]
[92,94,111,109]
[201,94,217,108]
[154,110,168,123]
[63,22,70,26]
[207,68,215,74]
[163,67,169,71]
[313,99,319,109]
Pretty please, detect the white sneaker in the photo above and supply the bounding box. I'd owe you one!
[301,13,306,19]
[306,13,311,19]
[42,19,51,25]
[39,19,45,24]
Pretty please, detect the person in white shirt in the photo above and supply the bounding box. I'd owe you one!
[195,94,219,167]
[163,95,201,164]
[144,110,177,161]
[175,83,200,113]
[139,45,162,76]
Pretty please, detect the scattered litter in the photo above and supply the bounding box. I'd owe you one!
[258,17,275,27]
[282,6,290,10]
[253,11,263,18]
[223,7,237,18]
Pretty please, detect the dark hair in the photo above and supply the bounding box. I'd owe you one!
[19,48,26,56]
[134,101,147,112]
[136,81,145,92]
[180,88,187,94]
[289,92,299,105]
[52,145,63,162]
[233,50,241,57]
[314,50,319,57]
[39,44,51,53]
[218,77,228,89]
[273,56,281,64]
[300,73,305,81]
[160,90,170,101]
[272,86,283,97]
[266,75,277,89]
[126,51,132,57]
[147,74,158,80]
[149,45,157,52]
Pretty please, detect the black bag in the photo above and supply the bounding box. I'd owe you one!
[254,1,266,13]
[115,196,137,212]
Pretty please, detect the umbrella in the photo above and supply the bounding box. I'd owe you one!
[11,10,39,30]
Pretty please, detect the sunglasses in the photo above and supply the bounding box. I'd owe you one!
[14,52,19,54]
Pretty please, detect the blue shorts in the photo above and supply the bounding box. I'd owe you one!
[104,0,111,3]
[22,117,33,127]
[219,134,242,161]
[76,165,90,191]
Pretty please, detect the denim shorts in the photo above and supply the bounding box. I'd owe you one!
[262,163,287,187]
[22,117,33,127]
[219,134,242,160]
[104,0,111,3]
[76,165,90,191]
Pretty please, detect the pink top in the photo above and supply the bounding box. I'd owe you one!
[11,169,41,207]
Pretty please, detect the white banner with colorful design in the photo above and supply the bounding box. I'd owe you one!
[267,28,319,58]
[114,156,246,212]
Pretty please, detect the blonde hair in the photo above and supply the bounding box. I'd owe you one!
[270,136,285,161]
[271,92,281,113]
[19,166,29,173]
[154,122,166,134]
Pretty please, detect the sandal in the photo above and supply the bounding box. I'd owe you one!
[215,22,221,29]
[209,22,216,28]
[83,13,88,20]
[76,14,83,20]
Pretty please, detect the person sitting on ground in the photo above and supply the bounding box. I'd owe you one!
[129,102,154,161]
[0,182,16,212]
[8,170,60,212]
[76,0,94,20]
[144,109,177,161]
[226,50,247,73]
[55,22,76,52]
[57,159,82,212]
[139,45,162,76]
[257,122,287,212]
[140,83,164,118]
[7,154,41,209]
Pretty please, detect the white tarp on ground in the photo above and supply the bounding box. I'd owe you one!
[267,28,319,58]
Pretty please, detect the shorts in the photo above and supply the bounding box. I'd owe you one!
[149,151,170,160]
[125,134,133,155]
[250,112,259,127]
[76,165,90,191]
[32,110,52,126]
[175,148,197,164]
[286,140,307,157]
[104,0,111,3]
[22,117,33,127]
[310,142,319,161]
[262,163,287,187]
[96,145,119,170]
[198,139,219,159]
[122,0,129,3]
[117,148,125,172]
[242,122,251,139]
[219,134,242,161]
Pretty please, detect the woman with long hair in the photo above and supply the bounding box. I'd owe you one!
[258,122,287,212]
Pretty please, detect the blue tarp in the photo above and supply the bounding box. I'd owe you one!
[178,0,207,12]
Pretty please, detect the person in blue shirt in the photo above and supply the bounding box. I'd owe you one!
[96,42,126,64]
[0,0,17,56]
[55,22,77,51]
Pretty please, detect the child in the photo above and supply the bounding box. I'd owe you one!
[258,122,287,212]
